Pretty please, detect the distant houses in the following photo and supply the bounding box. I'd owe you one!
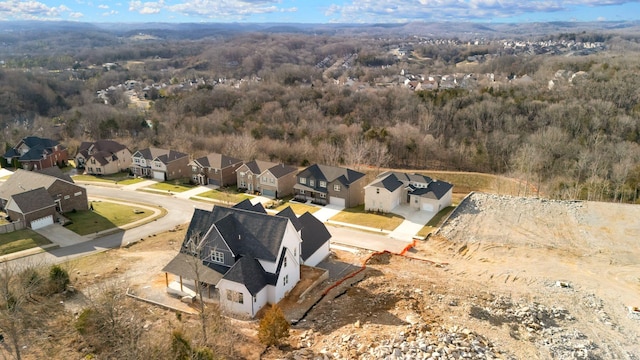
[3,136,68,171]
[131,147,190,181]
[293,164,366,207]
[75,140,132,175]
[0,168,88,229]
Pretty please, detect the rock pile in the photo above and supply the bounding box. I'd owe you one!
[290,324,512,360]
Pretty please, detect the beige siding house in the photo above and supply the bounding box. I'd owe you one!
[75,140,132,175]
[236,160,297,198]
[365,171,453,213]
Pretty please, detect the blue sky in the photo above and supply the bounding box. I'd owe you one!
[0,0,639,23]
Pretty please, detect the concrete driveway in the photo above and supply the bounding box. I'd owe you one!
[387,205,436,241]
[173,186,210,199]
[312,204,344,222]
[35,224,87,247]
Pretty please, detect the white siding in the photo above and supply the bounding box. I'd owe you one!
[303,241,330,267]
[217,280,256,317]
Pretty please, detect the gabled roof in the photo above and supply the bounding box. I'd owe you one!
[183,206,290,264]
[132,147,179,161]
[367,173,404,192]
[35,167,73,182]
[89,151,117,166]
[233,199,267,214]
[0,169,77,201]
[298,164,365,187]
[276,207,302,231]
[8,187,55,214]
[380,171,432,185]
[298,212,332,261]
[3,136,64,161]
[243,160,277,175]
[154,150,188,164]
[221,256,268,296]
[78,140,127,157]
[192,153,242,169]
[267,163,298,178]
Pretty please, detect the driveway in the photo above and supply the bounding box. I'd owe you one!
[173,186,210,199]
[312,204,344,222]
[387,205,436,241]
[35,224,87,247]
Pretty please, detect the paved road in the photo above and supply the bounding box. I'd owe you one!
[3,183,412,269]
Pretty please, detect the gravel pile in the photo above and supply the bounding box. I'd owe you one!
[290,324,512,360]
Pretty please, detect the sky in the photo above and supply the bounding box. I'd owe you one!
[0,0,639,23]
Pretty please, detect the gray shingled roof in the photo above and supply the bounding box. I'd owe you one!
[276,206,302,231]
[267,163,298,178]
[3,136,64,162]
[221,256,268,296]
[0,169,77,201]
[233,199,267,214]
[297,164,365,186]
[155,150,188,164]
[162,253,224,285]
[9,187,55,214]
[298,212,331,261]
[243,160,277,174]
[193,153,242,169]
[368,173,404,192]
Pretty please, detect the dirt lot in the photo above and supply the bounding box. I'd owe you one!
[64,193,640,359]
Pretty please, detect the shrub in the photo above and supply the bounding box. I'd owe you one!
[258,304,290,347]
[49,265,70,293]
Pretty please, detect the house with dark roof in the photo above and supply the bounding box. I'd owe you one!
[75,140,132,175]
[189,153,243,187]
[236,160,297,198]
[5,187,57,229]
[162,200,331,318]
[293,164,366,207]
[364,171,453,213]
[0,168,88,228]
[3,136,68,171]
[131,148,189,181]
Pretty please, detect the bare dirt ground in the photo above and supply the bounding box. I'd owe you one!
[63,192,640,359]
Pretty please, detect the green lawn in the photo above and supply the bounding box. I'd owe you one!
[195,190,252,204]
[146,181,197,193]
[72,173,144,185]
[416,205,457,237]
[274,201,319,214]
[0,229,51,255]
[64,201,152,235]
[330,205,404,231]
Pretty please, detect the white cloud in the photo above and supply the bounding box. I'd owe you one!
[0,0,79,20]
[103,10,119,16]
[98,4,110,9]
[325,0,637,22]
[166,0,296,20]
[69,11,84,18]
[129,0,165,15]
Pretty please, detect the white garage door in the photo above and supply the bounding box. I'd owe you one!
[421,203,434,212]
[153,171,165,181]
[31,215,53,230]
[329,196,346,207]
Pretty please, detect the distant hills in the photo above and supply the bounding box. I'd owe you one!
[1,20,640,41]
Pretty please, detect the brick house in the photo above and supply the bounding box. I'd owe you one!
[189,153,243,187]
[3,136,68,170]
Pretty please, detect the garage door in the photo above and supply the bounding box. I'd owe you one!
[31,215,53,230]
[421,203,434,212]
[329,196,346,207]
[153,171,165,181]
[262,189,276,198]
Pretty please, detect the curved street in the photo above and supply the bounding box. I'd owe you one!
[3,182,412,269]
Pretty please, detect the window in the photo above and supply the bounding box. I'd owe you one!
[262,176,267,183]
[74,191,83,196]
[334,184,341,191]
[97,168,102,173]
[211,250,224,263]
[294,248,297,257]
[319,180,327,188]
[270,178,275,183]
[283,256,287,267]
[192,166,198,172]
[90,159,96,164]
[226,290,244,304]
[376,188,380,194]
[284,275,289,285]
[309,179,315,187]
[300,177,307,184]
[64,195,70,200]
[239,172,245,177]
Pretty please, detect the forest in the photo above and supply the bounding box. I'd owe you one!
[1,22,640,202]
